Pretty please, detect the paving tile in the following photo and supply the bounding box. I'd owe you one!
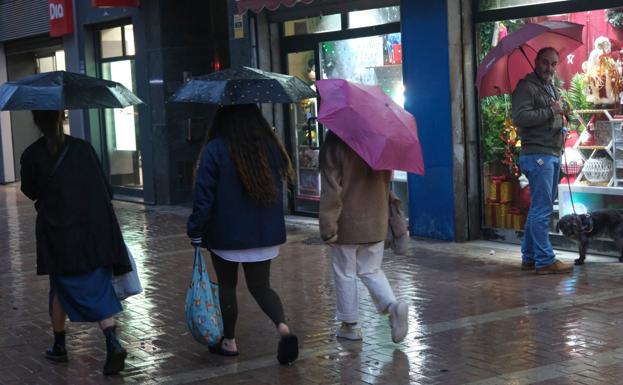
[5,183,623,384]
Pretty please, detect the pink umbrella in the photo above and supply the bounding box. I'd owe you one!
[316,79,424,175]
[476,21,584,98]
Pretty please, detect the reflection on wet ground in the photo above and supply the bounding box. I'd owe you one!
[2,182,623,384]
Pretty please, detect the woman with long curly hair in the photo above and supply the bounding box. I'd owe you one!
[187,104,298,364]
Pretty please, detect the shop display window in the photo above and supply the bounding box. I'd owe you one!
[287,51,320,214]
[319,33,404,105]
[348,6,400,29]
[478,8,623,233]
[284,14,341,36]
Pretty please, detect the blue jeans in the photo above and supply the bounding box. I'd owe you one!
[519,154,560,268]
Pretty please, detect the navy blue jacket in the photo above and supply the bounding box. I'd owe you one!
[187,138,286,249]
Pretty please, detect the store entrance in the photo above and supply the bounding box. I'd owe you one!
[96,24,143,198]
[283,7,405,216]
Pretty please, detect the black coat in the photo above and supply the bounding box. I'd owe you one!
[20,135,131,276]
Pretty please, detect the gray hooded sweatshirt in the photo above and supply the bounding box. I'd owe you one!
[511,72,564,157]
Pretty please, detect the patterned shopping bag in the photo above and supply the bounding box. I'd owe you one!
[185,247,223,346]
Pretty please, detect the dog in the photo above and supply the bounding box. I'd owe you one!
[556,209,623,265]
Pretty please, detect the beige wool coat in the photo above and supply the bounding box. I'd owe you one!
[319,134,391,244]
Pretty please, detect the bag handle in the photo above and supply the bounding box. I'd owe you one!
[194,247,205,272]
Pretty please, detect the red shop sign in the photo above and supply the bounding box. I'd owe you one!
[49,0,74,37]
[92,0,140,7]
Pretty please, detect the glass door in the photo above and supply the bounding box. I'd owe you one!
[287,51,321,214]
[319,32,409,214]
[98,24,142,191]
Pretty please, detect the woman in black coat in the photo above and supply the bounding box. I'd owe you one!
[20,110,131,375]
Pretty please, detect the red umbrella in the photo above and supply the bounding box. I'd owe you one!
[316,79,424,175]
[476,21,584,98]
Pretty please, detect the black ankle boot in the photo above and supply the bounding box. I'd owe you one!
[45,331,68,362]
[102,326,127,375]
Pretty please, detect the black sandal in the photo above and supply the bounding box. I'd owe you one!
[208,337,239,357]
[277,334,298,365]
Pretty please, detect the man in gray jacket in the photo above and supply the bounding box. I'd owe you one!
[512,47,572,274]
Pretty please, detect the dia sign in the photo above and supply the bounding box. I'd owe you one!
[48,0,74,37]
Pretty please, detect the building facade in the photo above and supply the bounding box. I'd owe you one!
[0,0,229,204]
[230,0,623,253]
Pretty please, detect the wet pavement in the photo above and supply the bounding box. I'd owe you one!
[3,182,623,384]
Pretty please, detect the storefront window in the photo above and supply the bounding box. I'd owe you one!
[287,51,320,214]
[478,0,569,11]
[98,24,142,190]
[319,32,408,213]
[348,6,400,29]
[100,27,124,59]
[477,8,623,233]
[124,25,135,56]
[36,56,55,73]
[319,33,403,104]
[284,14,341,36]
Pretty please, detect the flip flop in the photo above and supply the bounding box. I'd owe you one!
[208,337,239,357]
[277,334,298,365]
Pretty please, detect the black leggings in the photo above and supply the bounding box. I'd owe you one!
[210,253,286,339]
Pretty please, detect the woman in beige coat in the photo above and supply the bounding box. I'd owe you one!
[319,131,408,343]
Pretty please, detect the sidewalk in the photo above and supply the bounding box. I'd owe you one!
[2,182,623,384]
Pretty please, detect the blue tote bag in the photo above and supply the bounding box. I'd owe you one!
[185,247,224,346]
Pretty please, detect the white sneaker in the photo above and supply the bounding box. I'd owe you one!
[388,301,408,343]
[336,324,363,341]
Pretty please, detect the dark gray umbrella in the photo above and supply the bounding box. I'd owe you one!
[169,66,316,105]
[0,70,143,110]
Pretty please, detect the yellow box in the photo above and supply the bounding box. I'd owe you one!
[499,181,513,203]
[495,203,510,228]
[512,213,525,230]
[505,213,513,229]
[485,203,495,227]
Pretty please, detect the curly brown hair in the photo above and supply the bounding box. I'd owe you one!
[203,104,294,206]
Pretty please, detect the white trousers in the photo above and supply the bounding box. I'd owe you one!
[330,241,396,323]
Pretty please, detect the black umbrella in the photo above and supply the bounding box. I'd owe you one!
[169,66,316,105]
[0,70,143,111]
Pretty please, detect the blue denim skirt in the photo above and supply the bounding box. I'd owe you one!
[49,268,122,322]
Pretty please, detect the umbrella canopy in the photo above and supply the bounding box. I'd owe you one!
[0,70,143,110]
[316,79,424,175]
[169,66,316,105]
[476,21,584,98]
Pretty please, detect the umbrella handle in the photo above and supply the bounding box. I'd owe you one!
[519,46,536,72]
